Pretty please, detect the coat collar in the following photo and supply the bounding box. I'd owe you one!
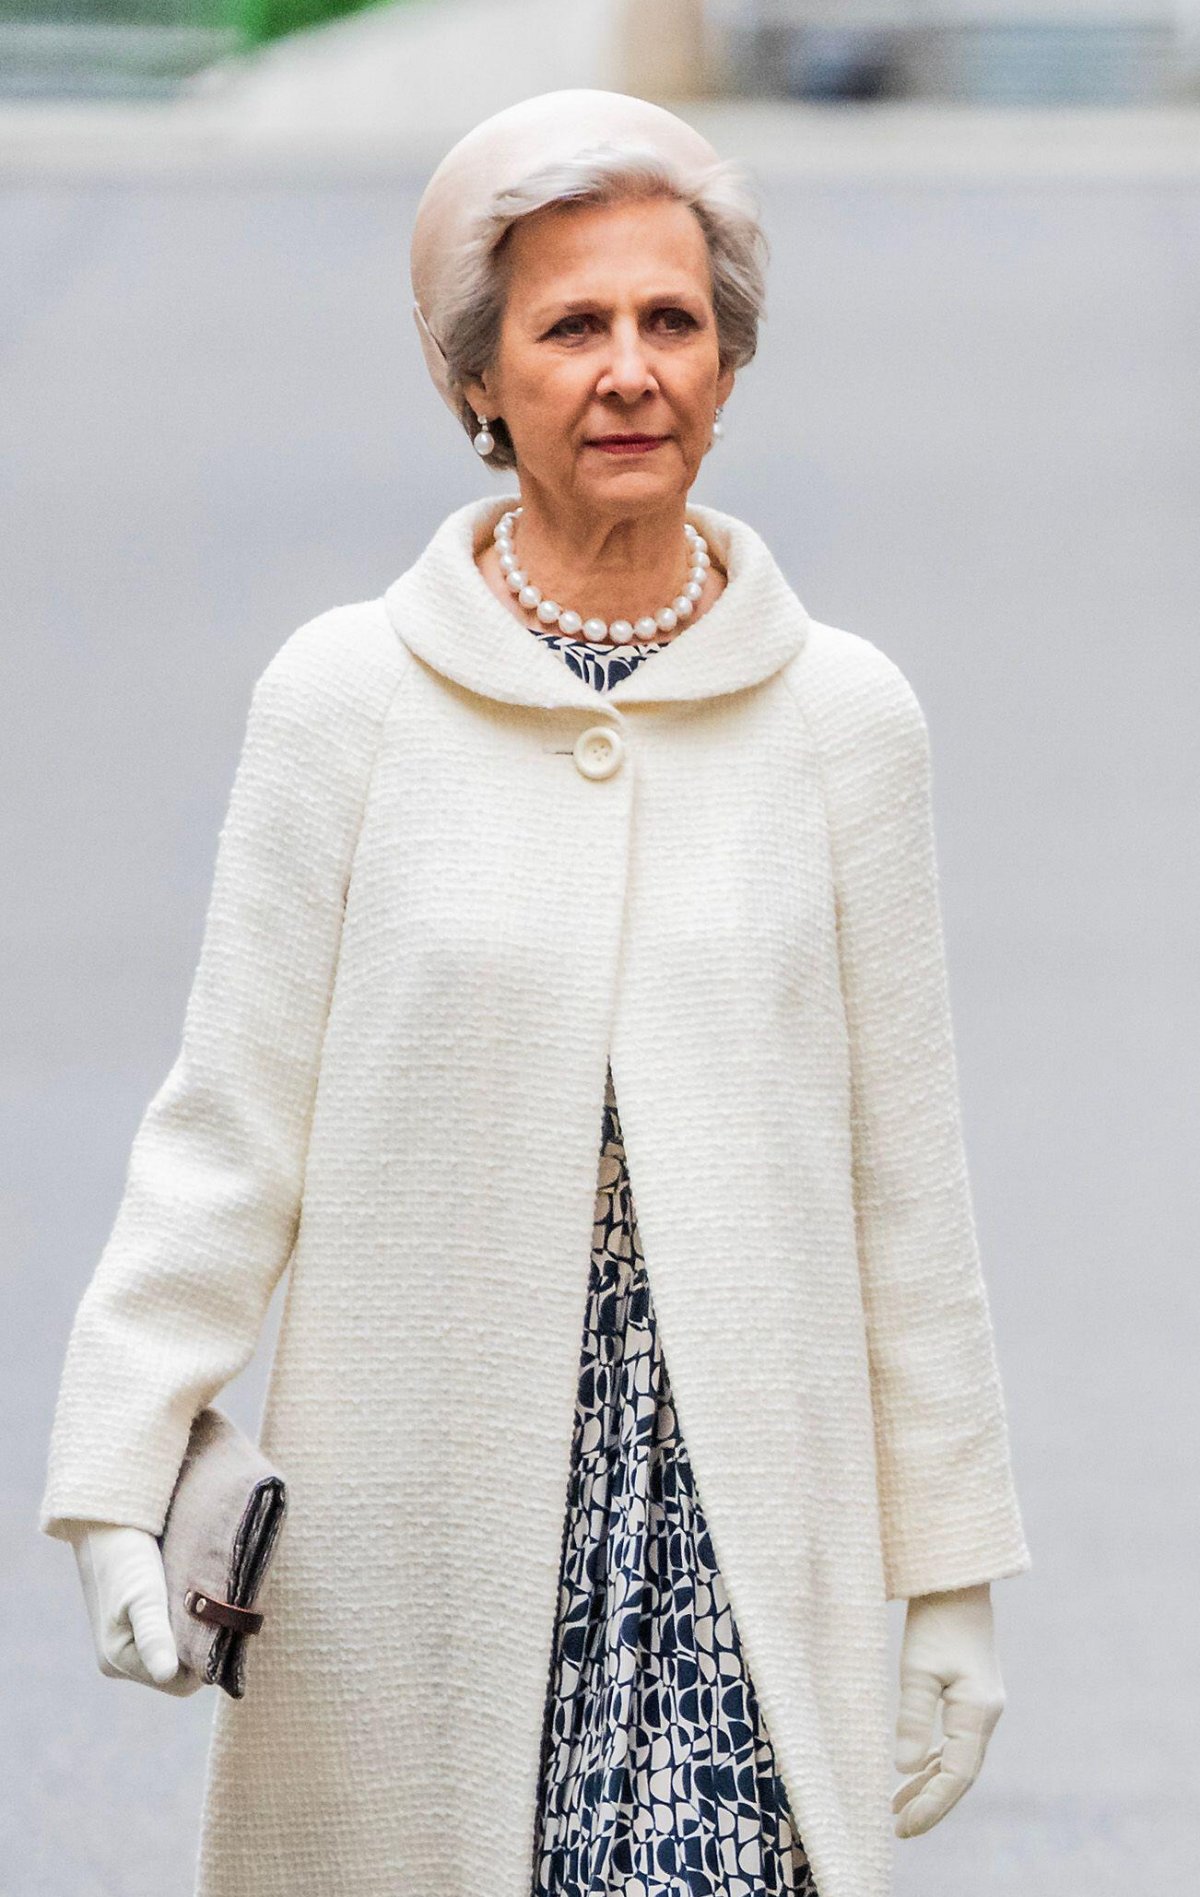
[382,493,810,714]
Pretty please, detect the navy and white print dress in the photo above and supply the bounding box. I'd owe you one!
[526,625,819,1897]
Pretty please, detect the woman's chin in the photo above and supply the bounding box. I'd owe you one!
[574,454,689,505]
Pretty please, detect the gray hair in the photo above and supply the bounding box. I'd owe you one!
[435,141,769,471]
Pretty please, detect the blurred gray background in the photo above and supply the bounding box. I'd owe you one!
[2,2,1198,1893]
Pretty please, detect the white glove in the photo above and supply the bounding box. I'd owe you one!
[63,1522,200,1697]
[892,1581,1007,1837]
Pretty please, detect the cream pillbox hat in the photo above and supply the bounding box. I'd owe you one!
[408,88,723,422]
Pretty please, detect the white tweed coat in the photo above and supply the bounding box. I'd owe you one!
[40,491,1032,1897]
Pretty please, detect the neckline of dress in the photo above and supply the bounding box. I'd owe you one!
[523,625,669,695]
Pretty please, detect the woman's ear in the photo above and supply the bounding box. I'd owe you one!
[461,373,490,415]
[717,363,737,406]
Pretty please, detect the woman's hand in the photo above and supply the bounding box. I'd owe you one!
[64,1522,200,1697]
[892,1582,1006,1837]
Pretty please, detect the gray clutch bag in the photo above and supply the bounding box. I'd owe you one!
[157,1405,288,1699]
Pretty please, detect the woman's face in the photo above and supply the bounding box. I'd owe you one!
[463,194,736,513]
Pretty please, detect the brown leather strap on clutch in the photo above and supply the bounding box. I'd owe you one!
[184,1587,265,1636]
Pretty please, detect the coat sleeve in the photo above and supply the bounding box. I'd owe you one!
[797,624,1033,1602]
[37,607,405,1544]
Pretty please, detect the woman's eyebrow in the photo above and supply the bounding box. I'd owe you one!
[530,290,704,324]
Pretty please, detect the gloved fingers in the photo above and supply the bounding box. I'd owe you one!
[150,1660,206,1698]
[71,1525,196,1696]
[938,1680,1005,1784]
[892,1756,974,1838]
[71,1536,144,1684]
[99,1620,199,1696]
[99,1622,160,1688]
[892,1685,1002,1838]
[97,1540,181,1691]
[894,1670,943,1771]
[891,1751,941,1816]
[126,1572,181,1686]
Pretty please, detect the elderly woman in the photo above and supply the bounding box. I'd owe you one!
[39,89,1031,1897]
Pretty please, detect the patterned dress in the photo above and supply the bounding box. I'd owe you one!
[526,625,819,1897]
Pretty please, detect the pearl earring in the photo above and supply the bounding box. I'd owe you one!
[473,412,495,457]
[712,405,725,442]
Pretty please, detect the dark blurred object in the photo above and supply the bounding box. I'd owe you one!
[712,1,1188,106]
[717,2,907,100]
[757,19,905,100]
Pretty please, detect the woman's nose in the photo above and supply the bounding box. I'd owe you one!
[599,322,657,400]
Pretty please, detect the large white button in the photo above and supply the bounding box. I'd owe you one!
[573,723,624,780]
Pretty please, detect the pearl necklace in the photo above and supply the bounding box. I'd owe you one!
[493,507,710,646]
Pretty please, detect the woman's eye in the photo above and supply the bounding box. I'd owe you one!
[547,309,699,339]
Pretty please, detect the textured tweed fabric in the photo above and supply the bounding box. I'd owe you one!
[39,493,1031,1897]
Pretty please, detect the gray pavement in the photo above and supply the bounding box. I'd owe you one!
[2,145,1198,1895]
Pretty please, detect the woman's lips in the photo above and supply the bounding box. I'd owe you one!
[588,437,666,455]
